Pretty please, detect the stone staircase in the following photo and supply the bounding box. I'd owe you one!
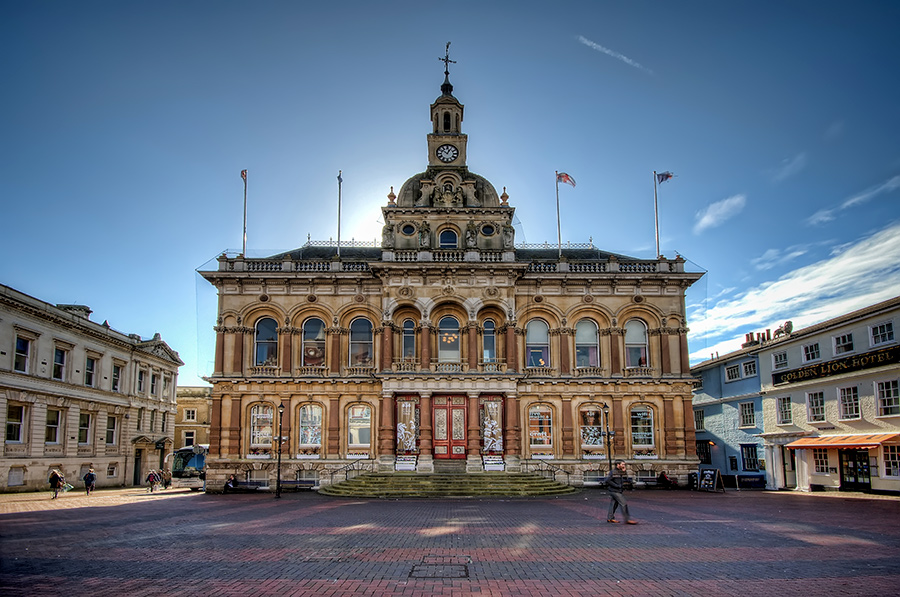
[318,472,580,498]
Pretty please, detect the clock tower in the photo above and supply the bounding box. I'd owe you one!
[427,43,467,168]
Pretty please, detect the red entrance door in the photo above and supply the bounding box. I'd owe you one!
[433,396,467,459]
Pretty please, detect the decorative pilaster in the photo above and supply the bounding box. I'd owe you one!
[378,392,395,455]
[213,323,225,375]
[419,392,432,457]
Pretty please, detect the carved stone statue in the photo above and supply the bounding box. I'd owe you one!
[465,221,477,248]
[381,223,394,248]
[502,224,515,249]
[418,221,431,248]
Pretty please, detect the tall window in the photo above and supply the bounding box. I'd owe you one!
[45,409,61,443]
[885,445,900,477]
[777,397,793,425]
[813,448,828,473]
[741,444,759,471]
[694,409,705,431]
[78,413,91,444]
[743,361,757,377]
[112,364,122,392]
[6,405,24,442]
[401,319,416,361]
[575,320,600,368]
[528,405,553,448]
[14,336,30,373]
[149,410,156,432]
[349,318,373,366]
[807,391,825,422]
[137,370,146,393]
[347,405,371,447]
[579,406,603,448]
[438,229,458,248]
[482,319,496,363]
[184,430,195,447]
[773,352,788,370]
[161,413,167,433]
[84,357,97,387]
[137,408,145,431]
[299,404,323,447]
[105,416,117,445]
[255,318,278,366]
[53,348,67,381]
[525,320,549,368]
[630,406,654,447]
[877,380,899,416]
[302,318,326,366]
[151,374,159,395]
[624,320,648,367]
[803,343,820,362]
[725,364,741,381]
[250,404,274,447]
[739,402,756,428]
[834,333,854,355]
[438,316,461,362]
[839,386,860,420]
[871,322,894,346]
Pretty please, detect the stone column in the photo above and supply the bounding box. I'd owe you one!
[659,328,672,375]
[327,397,341,457]
[378,392,395,456]
[466,322,478,371]
[231,327,246,376]
[678,327,691,375]
[609,328,623,376]
[612,396,625,456]
[381,323,393,372]
[504,392,520,459]
[467,392,480,456]
[664,397,676,457]
[419,392,432,457]
[229,395,241,458]
[505,325,519,373]
[214,325,225,375]
[419,323,432,371]
[209,392,222,457]
[328,323,344,375]
[557,325,572,376]
[279,325,293,376]
[561,396,575,456]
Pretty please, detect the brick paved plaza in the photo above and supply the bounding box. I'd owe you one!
[1,487,898,596]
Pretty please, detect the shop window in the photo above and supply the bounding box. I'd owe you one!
[349,319,374,367]
[401,319,416,361]
[624,320,648,368]
[438,316,461,362]
[885,445,900,477]
[630,406,654,447]
[525,320,549,368]
[777,397,793,425]
[301,318,326,367]
[813,448,828,473]
[6,405,25,442]
[876,380,899,417]
[347,405,371,448]
[255,318,278,366]
[250,404,274,447]
[579,405,604,447]
[575,320,600,368]
[528,405,552,448]
[299,404,323,447]
[839,387,860,420]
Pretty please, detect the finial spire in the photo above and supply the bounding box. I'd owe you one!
[439,41,456,95]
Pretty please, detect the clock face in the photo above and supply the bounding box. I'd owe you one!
[436,144,459,163]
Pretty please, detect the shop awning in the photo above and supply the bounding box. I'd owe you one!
[785,433,900,450]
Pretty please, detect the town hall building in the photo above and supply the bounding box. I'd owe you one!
[199,56,703,491]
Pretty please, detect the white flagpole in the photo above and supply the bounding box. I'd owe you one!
[337,170,342,258]
[242,170,248,256]
[555,171,562,260]
[653,171,660,258]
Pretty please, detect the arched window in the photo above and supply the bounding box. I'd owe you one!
[630,405,654,447]
[439,229,458,249]
[438,316,461,362]
[528,405,553,448]
[347,404,371,448]
[349,318,373,366]
[255,318,278,366]
[625,319,649,368]
[302,318,326,367]
[579,405,604,448]
[526,320,550,368]
[575,320,600,368]
[249,404,274,447]
[298,404,322,447]
[402,319,416,361]
[443,111,451,132]
[482,319,496,363]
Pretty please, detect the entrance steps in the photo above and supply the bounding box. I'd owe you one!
[318,472,579,498]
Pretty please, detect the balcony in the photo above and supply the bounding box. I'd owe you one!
[250,365,280,377]
[524,366,555,377]
[624,366,656,378]
[295,366,327,377]
[574,366,607,377]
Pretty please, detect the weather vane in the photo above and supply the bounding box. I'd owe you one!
[439,41,455,76]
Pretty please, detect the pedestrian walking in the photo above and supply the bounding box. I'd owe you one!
[604,460,638,525]
[146,470,159,492]
[162,468,172,489]
[48,469,65,499]
[83,468,96,495]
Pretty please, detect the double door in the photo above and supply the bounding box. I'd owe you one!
[839,449,871,491]
[433,396,467,459]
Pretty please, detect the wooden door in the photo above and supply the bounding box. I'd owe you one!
[433,396,467,459]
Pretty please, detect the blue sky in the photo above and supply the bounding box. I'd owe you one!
[3,1,899,385]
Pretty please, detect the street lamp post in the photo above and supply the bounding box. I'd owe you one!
[276,403,285,499]
[602,402,614,473]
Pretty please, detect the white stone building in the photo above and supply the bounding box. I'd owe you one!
[757,296,900,493]
[1,283,183,492]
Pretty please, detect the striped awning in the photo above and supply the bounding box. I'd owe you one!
[785,433,900,450]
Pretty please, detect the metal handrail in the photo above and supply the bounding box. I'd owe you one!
[328,458,372,485]
[522,459,571,485]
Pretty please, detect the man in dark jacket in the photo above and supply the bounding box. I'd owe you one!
[603,460,638,524]
[83,469,96,495]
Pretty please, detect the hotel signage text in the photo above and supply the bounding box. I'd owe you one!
[773,344,899,386]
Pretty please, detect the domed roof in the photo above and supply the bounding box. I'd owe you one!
[395,168,501,209]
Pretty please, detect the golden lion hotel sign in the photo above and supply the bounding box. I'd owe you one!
[773,345,899,386]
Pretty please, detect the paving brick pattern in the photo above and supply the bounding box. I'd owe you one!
[1,488,898,596]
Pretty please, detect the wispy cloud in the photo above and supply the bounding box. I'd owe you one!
[770,152,807,182]
[750,244,810,271]
[689,221,900,361]
[693,194,746,234]
[577,35,654,75]
[806,174,900,226]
